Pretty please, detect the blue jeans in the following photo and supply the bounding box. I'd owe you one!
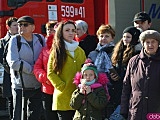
[12,88,42,120]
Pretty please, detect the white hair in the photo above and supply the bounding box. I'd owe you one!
[75,20,88,33]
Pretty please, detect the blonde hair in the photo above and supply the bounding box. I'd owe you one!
[96,24,115,38]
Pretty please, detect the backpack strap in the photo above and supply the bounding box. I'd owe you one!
[15,34,43,52]
[34,34,44,47]
[16,35,22,52]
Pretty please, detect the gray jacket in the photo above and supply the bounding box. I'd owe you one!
[7,34,45,89]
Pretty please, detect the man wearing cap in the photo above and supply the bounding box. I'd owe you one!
[6,16,45,120]
[133,12,152,53]
[133,11,152,32]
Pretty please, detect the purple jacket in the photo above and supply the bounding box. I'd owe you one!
[120,48,160,120]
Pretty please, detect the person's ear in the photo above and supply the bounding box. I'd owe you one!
[31,25,35,32]
[6,25,10,30]
[148,22,152,29]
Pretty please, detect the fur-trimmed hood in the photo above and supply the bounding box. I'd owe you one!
[73,72,110,100]
[73,72,109,86]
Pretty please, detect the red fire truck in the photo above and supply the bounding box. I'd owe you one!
[0,0,160,116]
[0,0,160,39]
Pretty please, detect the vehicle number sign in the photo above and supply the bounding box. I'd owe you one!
[61,5,85,18]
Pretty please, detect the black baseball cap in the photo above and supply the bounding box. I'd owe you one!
[17,16,34,24]
[133,12,151,23]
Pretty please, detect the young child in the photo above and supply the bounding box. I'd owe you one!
[70,60,110,120]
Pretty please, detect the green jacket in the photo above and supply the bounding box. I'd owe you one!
[70,87,107,120]
[47,46,86,110]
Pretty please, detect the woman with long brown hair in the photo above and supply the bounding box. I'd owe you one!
[47,20,86,120]
[109,26,141,115]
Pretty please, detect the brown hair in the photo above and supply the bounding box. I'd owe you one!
[51,20,76,73]
[6,17,18,27]
[45,21,57,29]
[111,39,135,66]
[96,24,115,38]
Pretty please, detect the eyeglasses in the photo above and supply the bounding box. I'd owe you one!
[18,23,32,27]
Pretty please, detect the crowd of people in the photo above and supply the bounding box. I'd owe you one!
[0,11,160,120]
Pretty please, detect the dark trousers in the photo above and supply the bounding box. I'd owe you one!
[6,96,13,119]
[57,110,75,120]
[42,93,58,120]
[12,88,42,120]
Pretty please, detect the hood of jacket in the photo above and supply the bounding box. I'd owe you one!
[73,72,109,86]
[46,34,54,49]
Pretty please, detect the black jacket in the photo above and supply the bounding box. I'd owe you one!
[0,32,12,97]
[79,35,97,56]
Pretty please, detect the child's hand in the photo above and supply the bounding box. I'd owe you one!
[79,79,91,94]
[79,84,91,94]
[80,79,86,85]
[79,85,86,94]
[85,86,91,94]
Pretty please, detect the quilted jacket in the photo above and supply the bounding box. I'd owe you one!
[33,34,54,94]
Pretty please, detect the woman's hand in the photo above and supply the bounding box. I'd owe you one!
[110,73,119,81]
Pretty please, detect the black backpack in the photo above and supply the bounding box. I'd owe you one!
[2,34,44,73]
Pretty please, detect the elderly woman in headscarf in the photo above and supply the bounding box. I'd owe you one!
[120,30,160,120]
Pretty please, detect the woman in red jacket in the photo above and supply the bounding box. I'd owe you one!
[33,34,58,120]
